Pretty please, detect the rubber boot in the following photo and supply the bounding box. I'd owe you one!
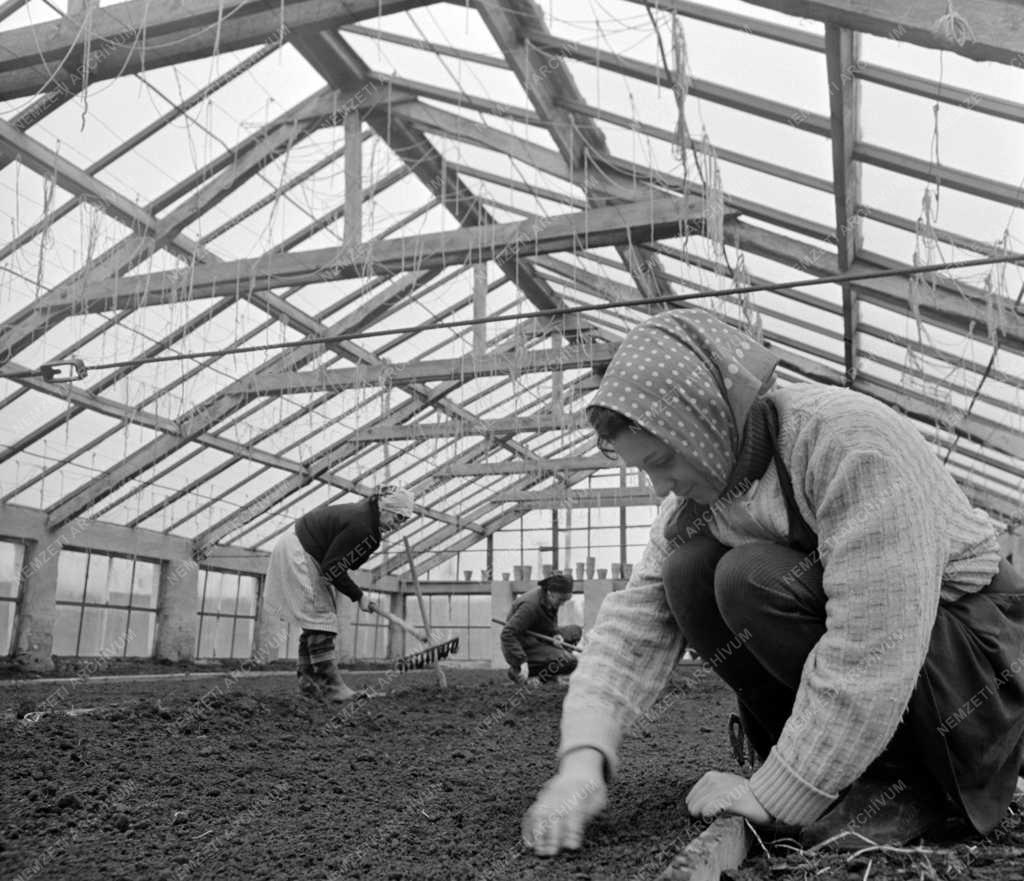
[306,630,357,704]
[800,775,955,851]
[297,631,321,700]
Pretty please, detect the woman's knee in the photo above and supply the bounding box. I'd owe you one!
[713,544,781,630]
[662,536,728,631]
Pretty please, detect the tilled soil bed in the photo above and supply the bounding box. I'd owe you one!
[1,666,1022,880]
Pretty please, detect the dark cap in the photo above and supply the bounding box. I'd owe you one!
[538,574,573,594]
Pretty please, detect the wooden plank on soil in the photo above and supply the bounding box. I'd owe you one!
[655,816,753,881]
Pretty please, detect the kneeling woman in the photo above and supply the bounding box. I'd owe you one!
[522,309,1024,854]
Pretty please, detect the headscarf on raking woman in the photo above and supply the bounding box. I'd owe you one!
[589,309,779,502]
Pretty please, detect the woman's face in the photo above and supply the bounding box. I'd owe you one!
[611,427,720,504]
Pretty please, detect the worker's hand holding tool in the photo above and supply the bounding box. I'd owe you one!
[522,747,608,856]
[685,770,771,824]
[508,662,528,684]
[360,597,378,614]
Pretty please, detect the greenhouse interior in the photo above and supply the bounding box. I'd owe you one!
[0,0,1021,672]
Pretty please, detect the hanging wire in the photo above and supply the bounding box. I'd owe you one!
[3,250,1021,381]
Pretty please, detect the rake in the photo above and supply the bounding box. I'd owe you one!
[373,606,460,672]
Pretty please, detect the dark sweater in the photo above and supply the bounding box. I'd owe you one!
[501,588,560,667]
[294,499,381,602]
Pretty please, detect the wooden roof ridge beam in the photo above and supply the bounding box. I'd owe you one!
[238,343,618,396]
[0,0,433,100]
[75,195,705,311]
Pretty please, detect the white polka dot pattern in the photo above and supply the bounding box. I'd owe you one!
[592,309,779,491]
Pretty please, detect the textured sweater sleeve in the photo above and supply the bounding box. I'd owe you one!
[749,391,950,824]
[558,498,687,775]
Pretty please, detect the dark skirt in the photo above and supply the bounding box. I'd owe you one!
[910,559,1024,832]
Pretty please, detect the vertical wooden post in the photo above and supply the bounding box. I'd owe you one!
[473,263,487,356]
[343,111,362,250]
[551,329,563,418]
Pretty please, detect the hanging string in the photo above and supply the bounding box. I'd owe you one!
[670,13,690,159]
[933,1,976,47]
[78,1,96,130]
[701,130,725,260]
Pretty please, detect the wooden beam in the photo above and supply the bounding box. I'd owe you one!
[343,111,362,249]
[825,25,862,383]
[476,0,676,304]
[336,415,589,443]
[737,0,1024,66]
[237,344,616,396]
[0,502,266,572]
[438,456,612,476]
[0,0,429,99]
[294,28,573,318]
[526,30,1022,206]
[492,488,657,508]
[78,196,703,311]
[0,85,358,365]
[657,816,752,881]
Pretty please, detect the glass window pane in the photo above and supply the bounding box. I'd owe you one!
[0,541,24,598]
[468,628,489,661]
[0,599,15,655]
[53,605,82,655]
[107,557,133,606]
[355,625,375,659]
[236,577,256,616]
[57,550,88,601]
[197,616,217,658]
[132,561,160,609]
[468,596,490,627]
[77,607,106,655]
[101,608,129,655]
[126,609,155,656]
[219,573,240,614]
[84,554,110,604]
[201,571,221,613]
[232,618,253,659]
[214,617,233,658]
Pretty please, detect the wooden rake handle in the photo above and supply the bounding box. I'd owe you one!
[491,618,584,653]
[373,605,428,644]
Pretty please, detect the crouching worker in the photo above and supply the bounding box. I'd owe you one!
[521,309,1024,855]
[502,574,582,685]
[262,485,415,703]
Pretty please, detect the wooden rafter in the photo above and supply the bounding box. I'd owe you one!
[0,85,358,364]
[524,30,1023,206]
[476,0,676,303]
[72,195,703,312]
[237,344,617,396]
[0,0,432,99]
[738,0,1024,65]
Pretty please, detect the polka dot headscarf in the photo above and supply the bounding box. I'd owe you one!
[591,309,779,494]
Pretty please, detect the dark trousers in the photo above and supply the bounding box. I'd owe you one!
[663,537,828,761]
[527,625,582,681]
[662,536,1024,832]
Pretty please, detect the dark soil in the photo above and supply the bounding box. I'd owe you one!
[1,667,1022,881]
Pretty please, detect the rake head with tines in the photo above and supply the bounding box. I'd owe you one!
[395,636,460,672]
